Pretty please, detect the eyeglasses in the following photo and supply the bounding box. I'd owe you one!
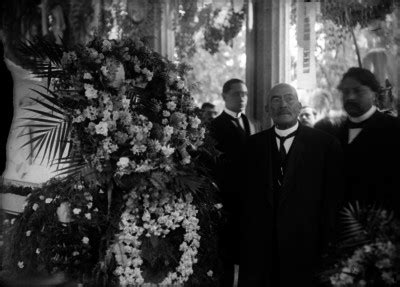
[270,94,297,105]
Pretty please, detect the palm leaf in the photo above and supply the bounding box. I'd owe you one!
[17,37,66,85]
[338,201,392,249]
[22,108,65,120]
[173,174,204,194]
[19,87,72,167]
[339,202,367,239]
[54,154,87,177]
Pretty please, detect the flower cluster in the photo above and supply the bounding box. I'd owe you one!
[112,190,200,286]
[5,36,221,286]
[321,204,400,287]
[330,240,400,286]
[1,178,107,282]
[53,37,205,179]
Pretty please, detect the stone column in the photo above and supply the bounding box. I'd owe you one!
[246,0,291,130]
[152,0,178,60]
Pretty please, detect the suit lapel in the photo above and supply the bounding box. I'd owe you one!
[279,125,305,207]
[221,111,244,135]
[345,111,382,145]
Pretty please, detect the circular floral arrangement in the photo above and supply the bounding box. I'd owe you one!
[112,191,200,285]
[54,37,205,178]
[1,36,221,286]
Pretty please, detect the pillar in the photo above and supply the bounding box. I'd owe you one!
[246,0,291,130]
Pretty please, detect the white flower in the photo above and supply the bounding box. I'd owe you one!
[163,125,174,138]
[26,230,32,237]
[36,248,40,254]
[207,270,213,277]
[73,208,82,215]
[84,83,98,99]
[102,39,112,51]
[117,157,130,169]
[163,110,171,117]
[72,251,80,256]
[10,218,16,225]
[74,184,84,190]
[182,155,191,165]
[95,121,108,136]
[161,145,175,157]
[176,79,185,90]
[45,198,53,204]
[32,203,39,211]
[214,203,223,210]
[83,72,92,79]
[85,213,92,220]
[121,97,131,109]
[166,101,177,111]
[142,68,153,81]
[57,202,72,223]
[101,65,108,76]
[18,261,24,269]
[39,195,45,200]
[189,116,201,129]
[82,237,90,244]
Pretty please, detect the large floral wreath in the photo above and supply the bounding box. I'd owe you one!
[1,37,221,286]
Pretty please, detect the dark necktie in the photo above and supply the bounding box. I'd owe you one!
[232,116,243,131]
[275,130,297,186]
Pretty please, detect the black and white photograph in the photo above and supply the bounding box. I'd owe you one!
[1,0,400,286]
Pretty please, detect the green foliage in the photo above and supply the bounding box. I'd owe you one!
[184,27,246,107]
[320,0,398,30]
[176,2,245,59]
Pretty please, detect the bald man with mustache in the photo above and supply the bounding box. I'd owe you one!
[239,83,344,287]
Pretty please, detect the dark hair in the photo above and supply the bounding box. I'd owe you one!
[222,78,244,94]
[339,67,381,93]
[201,102,215,109]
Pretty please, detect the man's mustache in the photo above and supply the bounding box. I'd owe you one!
[278,109,291,115]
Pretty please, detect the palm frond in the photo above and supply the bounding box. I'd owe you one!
[18,86,72,167]
[54,154,87,178]
[17,37,66,86]
[173,174,204,194]
[338,201,393,249]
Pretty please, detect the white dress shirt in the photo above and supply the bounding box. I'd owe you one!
[224,107,245,130]
[348,105,376,144]
[274,121,299,153]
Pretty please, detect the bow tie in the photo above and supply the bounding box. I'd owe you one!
[347,120,366,129]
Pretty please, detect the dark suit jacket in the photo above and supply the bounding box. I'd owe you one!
[209,111,255,264]
[325,110,400,216]
[239,124,344,287]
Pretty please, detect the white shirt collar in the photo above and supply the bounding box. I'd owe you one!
[274,121,299,137]
[348,105,376,123]
[224,107,242,119]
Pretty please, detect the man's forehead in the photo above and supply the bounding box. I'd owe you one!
[338,77,362,89]
[270,84,297,96]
